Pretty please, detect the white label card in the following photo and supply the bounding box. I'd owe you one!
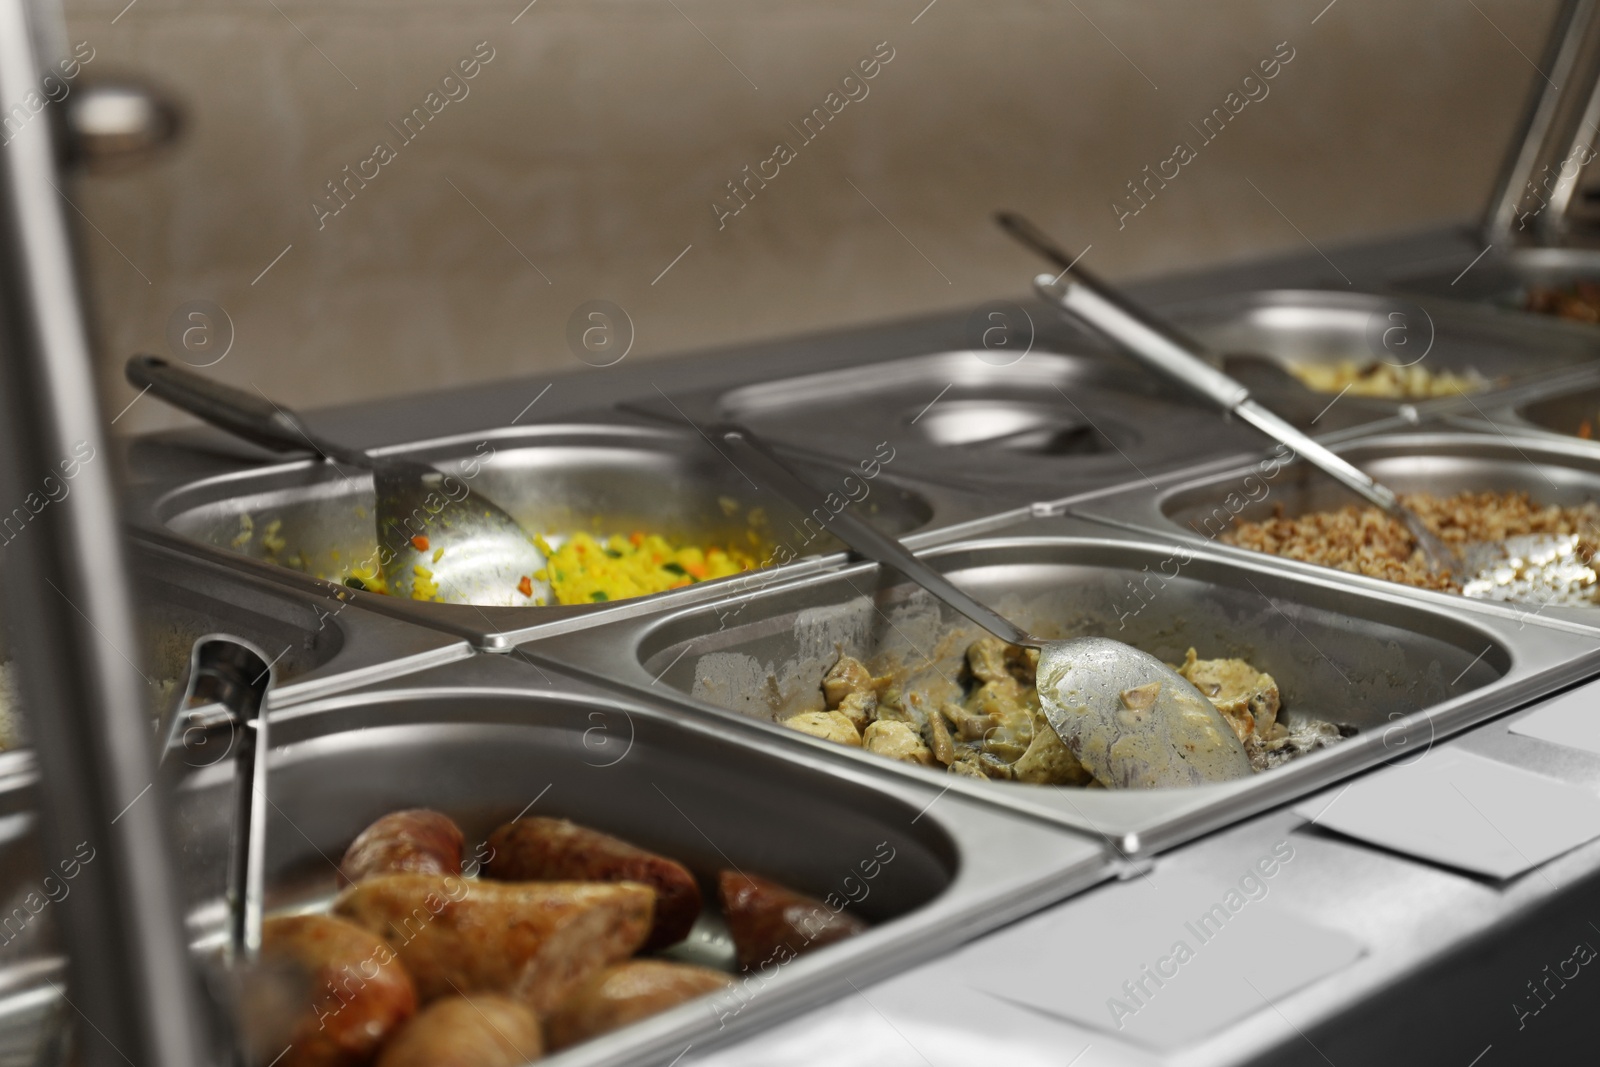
[959,869,1363,1050]
[1293,749,1600,880]
[1509,680,1600,758]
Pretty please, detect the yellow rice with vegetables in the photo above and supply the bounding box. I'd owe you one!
[344,528,761,605]
[532,531,759,605]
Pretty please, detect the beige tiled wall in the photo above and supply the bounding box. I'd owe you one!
[61,0,1557,435]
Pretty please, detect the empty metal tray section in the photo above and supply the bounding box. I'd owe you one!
[626,350,1266,498]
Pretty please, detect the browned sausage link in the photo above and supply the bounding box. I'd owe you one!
[375,995,543,1067]
[260,914,418,1067]
[545,960,732,1052]
[338,810,465,887]
[332,873,655,1015]
[483,817,701,950]
[717,870,868,972]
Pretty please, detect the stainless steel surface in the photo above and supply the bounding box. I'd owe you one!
[76,222,1600,1064]
[64,79,180,173]
[1165,287,1600,428]
[1077,429,1600,629]
[1437,359,1600,449]
[0,539,472,801]
[626,351,1265,499]
[131,355,549,606]
[1483,1,1600,244]
[130,540,473,706]
[717,424,1254,790]
[1398,244,1600,336]
[684,697,1600,1065]
[130,421,979,650]
[1519,378,1600,438]
[0,654,1111,1067]
[0,0,210,1062]
[526,527,1600,855]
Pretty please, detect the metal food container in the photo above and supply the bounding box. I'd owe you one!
[1442,369,1600,446]
[0,657,1109,1067]
[626,349,1267,498]
[1398,246,1600,331]
[524,527,1600,855]
[131,421,991,650]
[1516,381,1600,440]
[0,542,469,774]
[1160,288,1600,430]
[1076,429,1600,629]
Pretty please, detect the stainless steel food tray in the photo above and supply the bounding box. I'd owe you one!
[0,654,1110,1067]
[521,528,1600,857]
[624,349,1270,499]
[1441,365,1600,446]
[1074,428,1600,631]
[1397,245,1600,332]
[0,540,470,785]
[1160,288,1600,430]
[128,420,1012,651]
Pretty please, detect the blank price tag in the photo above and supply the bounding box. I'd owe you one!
[1509,680,1600,757]
[1294,749,1600,879]
[959,871,1363,1050]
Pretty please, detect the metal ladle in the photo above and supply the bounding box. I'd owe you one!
[128,356,546,606]
[715,425,1252,789]
[995,212,1463,577]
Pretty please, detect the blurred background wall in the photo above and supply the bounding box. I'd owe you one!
[61,0,1560,434]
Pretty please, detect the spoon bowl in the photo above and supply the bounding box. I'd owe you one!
[127,356,547,606]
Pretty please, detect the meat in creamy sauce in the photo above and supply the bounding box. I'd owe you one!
[783,638,1348,786]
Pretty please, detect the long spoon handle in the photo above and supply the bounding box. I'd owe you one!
[1009,217,1460,571]
[126,354,369,468]
[714,425,1037,647]
[1000,208,1418,518]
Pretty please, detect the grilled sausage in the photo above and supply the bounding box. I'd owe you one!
[338,810,465,887]
[483,817,700,950]
[717,871,868,972]
[374,995,542,1067]
[545,960,732,1051]
[260,914,417,1067]
[331,873,654,1014]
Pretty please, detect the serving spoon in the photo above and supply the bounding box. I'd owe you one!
[715,425,1252,789]
[995,211,1463,577]
[127,355,546,606]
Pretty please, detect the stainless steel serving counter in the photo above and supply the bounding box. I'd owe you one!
[518,517,1600,855]
[677,683,1600,1066]
[62,223,1600,1064]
